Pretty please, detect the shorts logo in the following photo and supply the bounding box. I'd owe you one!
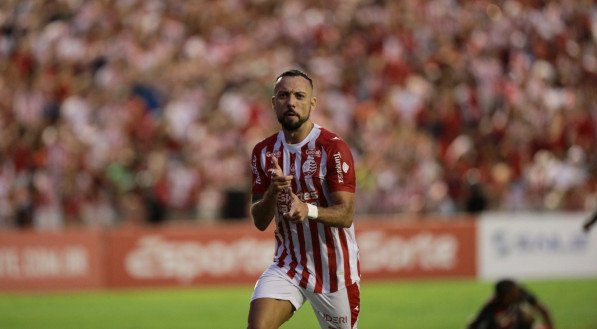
[319,312,348,326]
[302,158,317,177]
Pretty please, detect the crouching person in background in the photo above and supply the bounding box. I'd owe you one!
[467,279,554,329]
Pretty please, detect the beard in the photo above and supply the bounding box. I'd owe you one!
[278,110,310,131]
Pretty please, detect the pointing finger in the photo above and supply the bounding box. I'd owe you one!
[271,156,282,171]
[269,155,285,178]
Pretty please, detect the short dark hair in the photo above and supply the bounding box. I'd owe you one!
[495,279,517,299]
[275,69,313,89]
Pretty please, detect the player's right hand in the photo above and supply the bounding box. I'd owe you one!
[269,156,293,193]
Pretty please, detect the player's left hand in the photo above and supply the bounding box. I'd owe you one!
[283,192,308,224]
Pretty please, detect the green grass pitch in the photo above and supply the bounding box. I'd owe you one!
[1,278,596,328]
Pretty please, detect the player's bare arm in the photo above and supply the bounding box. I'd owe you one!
[284,190,355,228]
[250,192,276,231]
[250,156,293,231]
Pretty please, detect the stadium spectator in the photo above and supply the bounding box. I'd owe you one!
[466,278,554,329]
[0,0,595,228]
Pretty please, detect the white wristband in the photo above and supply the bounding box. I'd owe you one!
[307,203,318,219]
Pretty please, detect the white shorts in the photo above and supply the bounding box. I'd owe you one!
[251,264,360,329]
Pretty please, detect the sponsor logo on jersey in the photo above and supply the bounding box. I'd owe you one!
[276,190,293,214]
[265,151,281,158]
[333,152,344,183]
[298,191,319,203]
[305,148,322,157]
[252,155,261,184]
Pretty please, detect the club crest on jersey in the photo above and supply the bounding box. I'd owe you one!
[302,158,318,177]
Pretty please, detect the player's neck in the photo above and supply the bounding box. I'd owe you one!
[282,121,314,144]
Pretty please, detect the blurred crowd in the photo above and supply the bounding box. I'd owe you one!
[0,0,595,230]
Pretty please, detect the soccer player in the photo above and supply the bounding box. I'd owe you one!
[466,279,554,329]
[247,69,360,329]
[582,210,597,233]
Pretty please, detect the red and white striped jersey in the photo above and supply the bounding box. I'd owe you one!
[251,124,360,294]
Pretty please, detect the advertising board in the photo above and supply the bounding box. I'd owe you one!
[0,230,105,291]
[478,212,597,280]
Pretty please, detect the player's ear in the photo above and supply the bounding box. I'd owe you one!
[310,96,317,110]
